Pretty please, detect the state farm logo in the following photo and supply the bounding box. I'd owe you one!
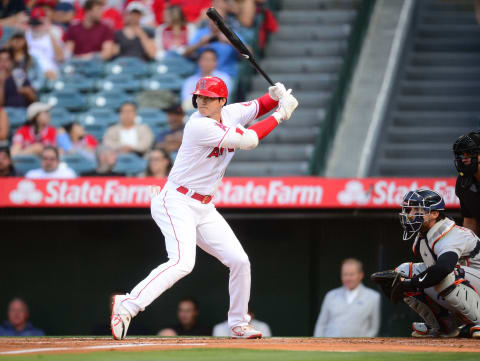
[9,180,43,204]
[337,180,371,205]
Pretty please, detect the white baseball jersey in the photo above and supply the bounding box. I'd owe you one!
[168,100,260,195]
[413,218,480,269]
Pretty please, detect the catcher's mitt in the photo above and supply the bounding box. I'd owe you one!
[370,270,399,299]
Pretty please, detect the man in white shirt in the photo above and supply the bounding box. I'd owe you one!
[314,258,380,337]
[25,146,76,179]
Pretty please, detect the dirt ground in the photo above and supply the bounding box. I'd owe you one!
[1,337,480,356]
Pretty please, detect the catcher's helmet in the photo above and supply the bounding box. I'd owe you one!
[399,189,445,241]
[453,131,480,178]
[192,76,228,108]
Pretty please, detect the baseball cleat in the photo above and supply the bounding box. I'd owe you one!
[111,295,132,340]
[469,325,480,338]
[231,325,262,339]
[411,322,459,338]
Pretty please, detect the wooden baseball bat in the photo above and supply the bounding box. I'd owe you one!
[206,7,275,86]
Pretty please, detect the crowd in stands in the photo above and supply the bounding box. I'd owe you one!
[0,0,278,178]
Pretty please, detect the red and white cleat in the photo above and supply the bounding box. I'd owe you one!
[111,295,132,340]
[231,325,262,339]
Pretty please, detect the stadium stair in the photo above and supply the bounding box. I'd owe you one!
[370,0,480,177]
[227,0,360,176]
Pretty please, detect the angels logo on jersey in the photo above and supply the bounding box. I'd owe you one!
[207,147,234,158]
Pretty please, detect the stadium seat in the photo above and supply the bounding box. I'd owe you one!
[88,91,132,111]
[83,123,108,142]
[61,58,105,77]
[41,90,88,112]
[96,74,142,93]
[48,74,96,93]
[12,155,41,175]
[150,59,196,77]
[61,154,96,174]
[4,107,26,130]
[137,108,167,127]
[50,107,76,127]
[77,108,118,127]
[113,153,147,176]
[0,26,15,46]
[105,57,151,78]
[141,74,184,92]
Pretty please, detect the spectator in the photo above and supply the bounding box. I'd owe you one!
[73,0,124,31]
[53,2,75,30]
[26,145,76,178]
[157,297,211,336]
[181,49,232,111]
[57,121,98,161]
[34,0,65,39]
[313,258,381,337]
[141,148,171,177]
[0,146,17,176]
[0,47,37,108]
[154,5,195,60]
[185,8,241,77]
[0,0,28,28]
[113,2,156,61]
[103,101,154,155]
[0,298,45,336]
[64,0,115,60]
[226,0,257,46]
[7,32,44,91]
[10,102,56,156]
[212,310,272,337]
[155,104,184,143]
[82,145,125,176]
[26,8,65,80]
[0,107,8,146]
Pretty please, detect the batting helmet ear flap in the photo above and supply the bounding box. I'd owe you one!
[192,94,198,109]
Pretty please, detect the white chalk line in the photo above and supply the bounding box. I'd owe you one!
[0,342,207,355]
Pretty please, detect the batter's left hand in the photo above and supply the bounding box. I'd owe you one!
[268,82,287,101]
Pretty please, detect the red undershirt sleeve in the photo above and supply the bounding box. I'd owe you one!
[249,115,278,140]
[256,93,278,119]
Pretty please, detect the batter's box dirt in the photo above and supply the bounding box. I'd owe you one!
[0,337,480,356]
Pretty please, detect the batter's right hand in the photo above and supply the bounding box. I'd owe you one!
[273,90,299,123]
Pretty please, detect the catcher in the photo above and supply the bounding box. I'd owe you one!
[372,189,480,338]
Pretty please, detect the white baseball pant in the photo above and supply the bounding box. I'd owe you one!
[120,181,251,329]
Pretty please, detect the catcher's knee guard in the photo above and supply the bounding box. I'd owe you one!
[436,272,480,330]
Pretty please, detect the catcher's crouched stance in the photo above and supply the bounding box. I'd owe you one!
[372,189,480,338]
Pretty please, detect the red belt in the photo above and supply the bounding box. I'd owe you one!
[176,186,213,204]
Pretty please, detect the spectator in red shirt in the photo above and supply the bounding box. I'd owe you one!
[64,0,115,60]
[0,47,37,108]
[73,0,124,31]
[10,102,56,156]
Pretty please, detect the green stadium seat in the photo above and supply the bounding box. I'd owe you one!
[61,154,96,174]
[5,107,26,130]
[83,123,108,142]
[88,91,132,111]
[97,74,142,93]
[78,108,118,127]
[41,90,88,112]
[48,74,96,93]
[61,58,105,77]
[136,108,167,128]
[105,57,151,78]
[150,59,196,77]
[141,74,184,92]
[50,107,76,128]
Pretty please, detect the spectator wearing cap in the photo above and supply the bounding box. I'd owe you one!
[0,146,17,176]
[0,0,28,28]
[0,298,45,337]
[57,121,98,161]
[140,147,171,178]
[53,2,75,30]
[10,102,56,156]
[82,145,125,176]
[73,0,124,31]
[34,0,65,40]
[113,2,155,61]
[7,32,44,91]
[64,0,115,60]
[26,7,66,80]
[154,5,196,60]
[103,101,154,156]
[0,47,37,108]
[181,49,232,112]
[0,107,8,146]
[25,145,76,179]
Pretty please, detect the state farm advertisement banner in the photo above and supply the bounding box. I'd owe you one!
[0,177,459,208]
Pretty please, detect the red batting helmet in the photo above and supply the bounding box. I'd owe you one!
[192,76,228,108]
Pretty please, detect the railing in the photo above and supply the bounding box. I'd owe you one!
[309,0,376,175]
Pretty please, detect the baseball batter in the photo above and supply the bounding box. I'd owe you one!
[392,189,480,338]
[111,76,298,340]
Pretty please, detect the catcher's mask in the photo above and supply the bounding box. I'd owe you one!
[453,131,480,178]
[399,189,445,241]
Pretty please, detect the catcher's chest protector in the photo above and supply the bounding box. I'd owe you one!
[419,239,437,267]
